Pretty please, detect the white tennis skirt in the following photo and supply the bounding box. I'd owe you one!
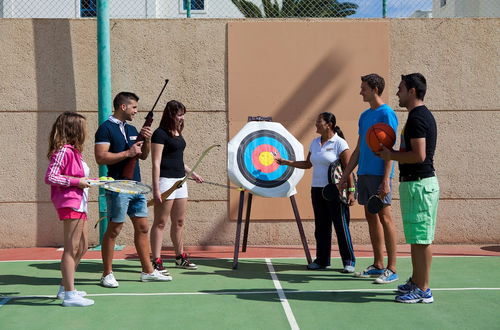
[159,177,188,200]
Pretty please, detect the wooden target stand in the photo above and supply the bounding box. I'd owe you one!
[232,116,312,269]
[232,191,312,269]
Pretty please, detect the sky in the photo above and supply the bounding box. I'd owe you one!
[347,0,433,18]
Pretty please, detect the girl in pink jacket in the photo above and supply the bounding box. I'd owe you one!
[45,112,94,307]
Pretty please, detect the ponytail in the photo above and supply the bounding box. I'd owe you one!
[334,126,345,139]
[319,112,345,139]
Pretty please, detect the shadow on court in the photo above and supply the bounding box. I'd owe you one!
[28,261,143,274]
[199,288,395,304]
[1,297,58,307]
[1,261,148,289]
[183,259,373,285]
[0,274,62,287]
[481,245,500,252]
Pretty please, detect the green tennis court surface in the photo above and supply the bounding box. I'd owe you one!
[1,257,499,330]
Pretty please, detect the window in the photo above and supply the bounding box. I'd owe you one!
[81,0,96,17]
[440,0,447,7]
[183,0,205,11]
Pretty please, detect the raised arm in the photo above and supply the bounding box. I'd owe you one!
[138,126,152,160]
[95,142,143,166]
[377,138,426,164]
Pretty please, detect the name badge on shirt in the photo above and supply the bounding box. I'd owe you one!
[325,148,334,152]
[130,136,137,141]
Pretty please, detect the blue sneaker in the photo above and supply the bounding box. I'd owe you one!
[395,287,434,304]
[374,268,399,284]
[397,277,416,294]
[307,262,328,270]
[354,265,384,278]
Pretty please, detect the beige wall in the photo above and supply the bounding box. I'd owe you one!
[0,18,498,248]
[227,20,390,221]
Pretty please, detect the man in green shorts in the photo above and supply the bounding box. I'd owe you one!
[377,73,439,303]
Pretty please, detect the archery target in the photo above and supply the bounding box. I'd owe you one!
[228,121,304,197]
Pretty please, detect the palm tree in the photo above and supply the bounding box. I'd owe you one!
[231,0,358,18]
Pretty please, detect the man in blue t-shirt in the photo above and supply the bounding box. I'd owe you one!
[339,74,399,284]
[95,92,171,287]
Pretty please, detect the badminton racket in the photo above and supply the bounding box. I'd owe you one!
[367,194,384,214]
[322,159,356,204]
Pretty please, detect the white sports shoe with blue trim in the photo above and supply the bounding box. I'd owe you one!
[354,265,384,278]
[374,268,399,284]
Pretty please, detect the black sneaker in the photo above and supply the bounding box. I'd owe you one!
[175,253,198,270]
[152,257,170,275]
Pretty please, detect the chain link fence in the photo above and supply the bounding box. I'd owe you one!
[1,0,499,19]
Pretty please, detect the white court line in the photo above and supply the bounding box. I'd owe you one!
[266,258,300,330]
[2,287,499,301]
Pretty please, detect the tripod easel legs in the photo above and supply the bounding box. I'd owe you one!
[232,190,245,269]
[242,193,253,252]
[290,195,312,264]
[232,192,312,269]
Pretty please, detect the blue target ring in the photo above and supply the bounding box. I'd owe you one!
[237,130,295,188]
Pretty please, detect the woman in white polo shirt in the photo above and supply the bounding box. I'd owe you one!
[275,112,356,273]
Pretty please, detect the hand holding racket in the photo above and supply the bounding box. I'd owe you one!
[366,180,390,214]
[322,160,356,205]
[367,194,384,214]
[77,178,91,189]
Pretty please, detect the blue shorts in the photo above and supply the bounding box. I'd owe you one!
[357,175,393,205]
[105,191,148,223]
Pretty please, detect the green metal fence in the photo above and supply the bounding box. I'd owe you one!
[1,0,499,19]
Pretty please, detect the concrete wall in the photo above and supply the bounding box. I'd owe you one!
[433,0,500,18]
[0,18,498,248]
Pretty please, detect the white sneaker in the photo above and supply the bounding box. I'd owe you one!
[140,269,173,282]
[62,291,95,307]
[56,285,87,300]
[100,272,119,288]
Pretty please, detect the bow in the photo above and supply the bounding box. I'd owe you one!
[147,144,221,206]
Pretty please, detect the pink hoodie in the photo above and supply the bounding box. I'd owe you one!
[45,144,85,210]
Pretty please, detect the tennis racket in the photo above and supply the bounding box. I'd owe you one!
[88,178,152,195]
[367,194,384,214]
[87,176,116,186]
[322,159,356,204]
